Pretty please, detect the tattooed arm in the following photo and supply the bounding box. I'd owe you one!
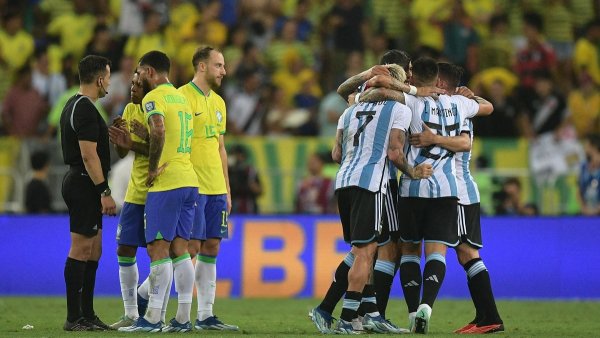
[146,114,165,187]
[388,128,433,179]
[360,87,406,103]
[337,65,390,99]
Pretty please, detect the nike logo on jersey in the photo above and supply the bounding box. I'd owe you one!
[195,112,203,116]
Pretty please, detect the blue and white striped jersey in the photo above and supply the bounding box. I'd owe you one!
[455,118,480,205]
[335,101,411,193]
[400,94,479,198]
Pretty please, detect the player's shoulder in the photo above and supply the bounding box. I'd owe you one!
[122,102,140,117]
[210,91,225,106]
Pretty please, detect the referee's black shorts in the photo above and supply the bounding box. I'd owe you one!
[336,187,384,246]
[62,168,102,237]
[398,197,459,247]
[457,203,483,248]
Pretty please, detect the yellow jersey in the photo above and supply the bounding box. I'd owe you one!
[122,103,149,204]
[178,82,227,195]
[143,83,199,192]
[0,29,34,72]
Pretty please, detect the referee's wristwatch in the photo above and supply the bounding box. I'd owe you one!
[101,187,112,197]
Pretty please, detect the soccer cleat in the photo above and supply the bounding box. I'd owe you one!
[85,315,111,330]
[63,318,95,331]
[414,304,432,334]
[309,307,336,333]
[333,319,363,335]
[137,291,148,317]
[162,318,192,332]
[118,316,162,332]
[408,312,417,332]
[194,316,239,331]
[454,323,476,333]
[110,315,136,330]
[362,314,409,334]
[462,323,505,334]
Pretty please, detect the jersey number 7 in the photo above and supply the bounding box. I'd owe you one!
[354,110,376,146]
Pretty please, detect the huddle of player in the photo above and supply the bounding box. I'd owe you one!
[310,50,505,335]
[107,47,238,333]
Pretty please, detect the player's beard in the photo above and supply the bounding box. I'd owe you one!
[208,75,221,90]
[141,79,152,96]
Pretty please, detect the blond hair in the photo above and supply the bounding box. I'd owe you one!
[385,64,407,84]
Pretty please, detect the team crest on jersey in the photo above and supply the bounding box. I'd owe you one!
[145,101,156,112]
[216,110,223,123]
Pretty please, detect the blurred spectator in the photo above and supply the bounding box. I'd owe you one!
[578,135,600,216]
[24,150,52,213]
[223,25,249,76]
[123,9,174,63]
[228,144,262,214]
[0,10,34,73]
[2,65,48,138]
[31,47,67,106]
[543,0,573,93]
[274,0,313,42]
[478,14,513,70]
[84,24,119,69]
[46,0,95,59]
[265,87,293,135]
[514,12,557,92]
[569,0,596,37]
[363,33,389,72]
[567,71,600,138]
[234,42,268,85]
[519,71,566,139]
[109,152,134,211]
[462,0,494,39]
[493,177,538,216]
[443,0,479,80]
[473,79,519,137]
[265,20,314,72]
[166,0,200,45]
[202,0,228,48]
[227,70,263,135]
[573,19,600,86]
[272,51,321,106]
[117,0,144,36]
[367,0,411,49]
[295,152,335,214]
[410,0,452,57]
[318,88,348,137]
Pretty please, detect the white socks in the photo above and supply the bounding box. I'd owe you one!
[173,253,194,324]
[195,255,217,321]
[145,258,173,324]
[118,256,139,319]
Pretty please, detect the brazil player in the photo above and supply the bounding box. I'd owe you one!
[119,51,198,333]
[410,63,504,334]
[178,46,238,331]
[107,71,153,328]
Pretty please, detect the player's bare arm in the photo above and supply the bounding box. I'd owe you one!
[79,140,116,215]
[130,119,149,142]
[387,128,433,179]
[409,123,471,152]
[337,65,390,99]
[360,87,406,104]
[332,129,343,164]
[473,95,494,116]
[219,134,232,214]
[366,75,446,97]
[109,124,150,157]
[146,114,166,187]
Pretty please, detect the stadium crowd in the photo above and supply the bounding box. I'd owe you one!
[0,0,599,215]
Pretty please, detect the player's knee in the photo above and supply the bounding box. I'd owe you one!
[378,242,398,262]
[117,245,137,257]
[456,244,479,266]
[200,239,220,256]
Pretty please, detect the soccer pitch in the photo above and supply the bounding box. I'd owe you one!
[0,297,598,337]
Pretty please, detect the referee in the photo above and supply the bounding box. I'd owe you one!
[60,55,116,331]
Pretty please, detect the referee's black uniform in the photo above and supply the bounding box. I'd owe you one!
[60,94,110,235]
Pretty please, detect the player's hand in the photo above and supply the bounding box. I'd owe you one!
[112,116,126,129]
[130,120,149,142]
[410,123,437,147]
[413,163,433,179]
[146,163,168,187]
[456,86,475,99]
[368,65,390,78]
[101,196,117,216]
[416,86,446,97]
[365,75,392,89]
[108,125,132,149]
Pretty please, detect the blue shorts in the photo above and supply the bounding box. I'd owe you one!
[191,194,229,240]
[116,202,146,247]
[144,187,197,243]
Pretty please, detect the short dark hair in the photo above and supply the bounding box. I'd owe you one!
[192,46,215,71]
[30,151,49,170]
[139,50,170,74]
[412,57,438,84]
[437,62,464,88]
[380,49,411,70]
[78,55,111,84]
[523,11,543,32]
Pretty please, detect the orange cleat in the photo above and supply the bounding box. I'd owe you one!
[454,323,476,333]
[462,323,505,334]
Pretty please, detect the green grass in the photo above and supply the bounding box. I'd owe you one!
[0,297,598,337]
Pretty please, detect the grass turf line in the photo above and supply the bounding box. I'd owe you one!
[0,297,598,337]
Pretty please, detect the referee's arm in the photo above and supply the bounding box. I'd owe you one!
[80,140,108,187]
